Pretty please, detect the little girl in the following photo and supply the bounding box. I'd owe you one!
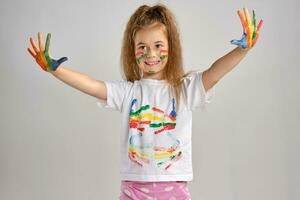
[27,4,263,200]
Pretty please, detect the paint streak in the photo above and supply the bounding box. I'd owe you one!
[135,51,147,63]
[154,124,176,134]
[160,55,168,60]
[152,107,164,113]
[231,8,263,49]
[29,33,68,72]
[159,50,168,60]
[130,104,150,117]
[128,98,182,169]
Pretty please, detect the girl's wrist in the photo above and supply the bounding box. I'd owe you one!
[237,46,250,53]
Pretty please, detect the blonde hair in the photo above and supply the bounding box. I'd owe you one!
[121,4,187,111]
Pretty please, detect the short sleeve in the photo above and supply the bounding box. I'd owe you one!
[183,70,215,110]
[96,80,132,112]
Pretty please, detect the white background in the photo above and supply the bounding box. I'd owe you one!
[0,0,299,199]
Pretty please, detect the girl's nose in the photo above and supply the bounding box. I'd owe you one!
[146,48,157,58]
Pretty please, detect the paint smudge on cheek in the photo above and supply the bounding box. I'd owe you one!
[159,50,168,60]
[135,51,147,64]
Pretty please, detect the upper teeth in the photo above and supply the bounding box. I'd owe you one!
[146,61,159,65]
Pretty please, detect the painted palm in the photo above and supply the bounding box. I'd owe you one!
[128,98,182,170]
[231,8,263,49]
[27,32,68,72]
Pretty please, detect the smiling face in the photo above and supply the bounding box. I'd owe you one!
[134,23,169,80]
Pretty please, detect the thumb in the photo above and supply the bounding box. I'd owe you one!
[50,57,68,71]
[230,39,240,46]
[57,57,68,65]
[231,32,248,49]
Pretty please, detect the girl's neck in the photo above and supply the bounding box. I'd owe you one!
[142,72,164,80]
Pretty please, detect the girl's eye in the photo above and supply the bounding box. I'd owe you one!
[139,46,147,50]
[155,44,163,48]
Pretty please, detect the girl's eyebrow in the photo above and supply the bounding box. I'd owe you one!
[136,42,146,46]
[136,41,165,46]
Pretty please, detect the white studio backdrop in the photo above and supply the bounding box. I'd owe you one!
[0,0,299,199]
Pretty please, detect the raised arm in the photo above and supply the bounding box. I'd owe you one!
[50,67,107,100]
[27,32,107,100]
[202,47,249,92]
[202,8,263,92]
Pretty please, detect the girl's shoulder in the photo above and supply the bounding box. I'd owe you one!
[180,69,204,86]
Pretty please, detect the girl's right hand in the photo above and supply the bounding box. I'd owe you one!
[230,8,263,49]
[27,32,68,72]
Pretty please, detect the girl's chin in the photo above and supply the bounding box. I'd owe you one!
[144,70,156,74]
[147,71,156,74]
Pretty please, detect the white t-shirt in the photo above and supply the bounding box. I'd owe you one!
[97,70,215,182]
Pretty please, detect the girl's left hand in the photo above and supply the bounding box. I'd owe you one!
[231,8,263,49]
[27,32,68,72]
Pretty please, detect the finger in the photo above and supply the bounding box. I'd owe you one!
[252,19,263,47]
[57,57,68,65]
[237,9,247,31]
[257,19,263,32]
[27,47,36,58]
[243,7,251,26]
[242,8,253,47]
[247,34,252,48]
[29,37,39,54]
[230,39,241,46]
[252,10,257,40]
[45,33,51,53]
[38,32,44,51]
[239,10,251,47]
[252,32,260,47]
[253,10,257,29]
[231,39,246,49]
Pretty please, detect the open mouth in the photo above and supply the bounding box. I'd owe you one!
[144,60,161,67]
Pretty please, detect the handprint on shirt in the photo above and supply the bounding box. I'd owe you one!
[128,98,182,170]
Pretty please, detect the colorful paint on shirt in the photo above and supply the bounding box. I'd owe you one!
[128,98,182,170]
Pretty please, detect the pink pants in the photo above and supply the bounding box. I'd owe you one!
[119,180,191,200]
